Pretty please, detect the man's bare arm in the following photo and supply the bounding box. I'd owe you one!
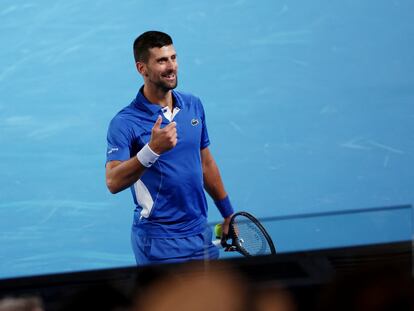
[201,147,227,201]
[201,147,233,234]
[106,158,147,194]
[106,115,177,194]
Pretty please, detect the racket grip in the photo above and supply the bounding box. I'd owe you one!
[212,239,222,248]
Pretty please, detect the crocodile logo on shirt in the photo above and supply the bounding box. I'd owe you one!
[191,119,199,126]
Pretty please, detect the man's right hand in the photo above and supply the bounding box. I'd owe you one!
[148,115,177,154]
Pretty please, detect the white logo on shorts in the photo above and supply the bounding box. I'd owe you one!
[191,119,199,126]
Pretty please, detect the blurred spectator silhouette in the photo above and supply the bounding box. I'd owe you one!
[132,261,297,311]
[0,296,44,311]
[251,284,297,311]
[133,261,247,311]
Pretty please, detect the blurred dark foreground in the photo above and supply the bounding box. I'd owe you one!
[0,241,412,311]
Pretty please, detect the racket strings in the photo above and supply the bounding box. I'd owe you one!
[231,217,271,256]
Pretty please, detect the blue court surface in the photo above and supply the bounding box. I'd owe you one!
[0,1,413,279]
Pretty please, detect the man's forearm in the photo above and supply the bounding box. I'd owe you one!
[202,153,227,200]
[106,157,147,194]
[201,148,235,220]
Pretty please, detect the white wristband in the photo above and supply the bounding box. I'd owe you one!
[136,144,160,167]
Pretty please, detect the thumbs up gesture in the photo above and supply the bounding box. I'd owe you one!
[148,115,177,154]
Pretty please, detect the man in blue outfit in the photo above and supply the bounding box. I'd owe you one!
[105,31,235,264]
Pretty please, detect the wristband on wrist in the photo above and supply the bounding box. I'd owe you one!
[214,195,234,218]
[136,143,160,168]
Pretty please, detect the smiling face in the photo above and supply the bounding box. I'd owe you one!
[137,44,178,92]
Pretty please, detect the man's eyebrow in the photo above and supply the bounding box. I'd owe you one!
[156,53,177,61]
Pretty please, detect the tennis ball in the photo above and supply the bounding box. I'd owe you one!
[214,223,222,238]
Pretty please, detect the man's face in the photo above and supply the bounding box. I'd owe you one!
[140,45,178,91]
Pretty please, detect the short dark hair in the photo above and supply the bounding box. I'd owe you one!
[133,31,173,63]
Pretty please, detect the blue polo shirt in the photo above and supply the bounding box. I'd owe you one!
[106,88,210,238]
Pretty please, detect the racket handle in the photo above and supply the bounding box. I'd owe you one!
[212,239,239,253]
[212,239,222,248]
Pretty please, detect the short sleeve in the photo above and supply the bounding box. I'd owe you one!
[106,116,133,163]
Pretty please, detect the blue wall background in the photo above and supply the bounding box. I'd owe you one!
[0,0,413,279]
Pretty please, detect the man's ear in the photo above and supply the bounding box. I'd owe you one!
[136,62,147,76]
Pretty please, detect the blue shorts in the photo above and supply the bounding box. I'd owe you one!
[131,224,219,265]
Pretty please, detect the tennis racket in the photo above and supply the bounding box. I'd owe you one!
[213,211,276,257]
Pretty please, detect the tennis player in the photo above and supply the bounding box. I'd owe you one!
[105,31,235,264]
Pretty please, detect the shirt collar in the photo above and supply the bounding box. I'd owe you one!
[133,86,182,115]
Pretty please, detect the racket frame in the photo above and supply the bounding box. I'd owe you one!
[221,211,276,256]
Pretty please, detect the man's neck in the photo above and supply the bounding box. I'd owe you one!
[142,84,173,110]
